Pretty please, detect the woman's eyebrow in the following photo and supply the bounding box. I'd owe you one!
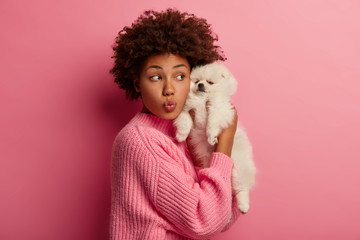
[147,65,162,70]
[146,64,188,70]
[173,64,188,69]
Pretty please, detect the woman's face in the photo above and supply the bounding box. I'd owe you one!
[135,53,191,120]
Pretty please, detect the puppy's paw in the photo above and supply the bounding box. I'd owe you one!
[176,132,188,142]
[238,201,250,214]
[207,135,218,145]
[236,191,250,214]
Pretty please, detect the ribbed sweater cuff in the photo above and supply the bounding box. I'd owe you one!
[209,152,233,178]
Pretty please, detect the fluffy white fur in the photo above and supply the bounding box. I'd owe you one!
[174,63,256,213]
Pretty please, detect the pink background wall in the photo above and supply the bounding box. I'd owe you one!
[1,0,359,239]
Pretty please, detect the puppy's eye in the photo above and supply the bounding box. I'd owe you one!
[194,80,200,84]
[207,80,214,85]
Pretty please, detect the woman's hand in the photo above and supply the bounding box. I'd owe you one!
[215,106,238,157]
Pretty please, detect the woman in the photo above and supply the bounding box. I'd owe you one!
[109,8,241,239]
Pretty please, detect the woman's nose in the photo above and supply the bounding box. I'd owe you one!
[163,80,175,96]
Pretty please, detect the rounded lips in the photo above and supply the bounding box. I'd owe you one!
[164,100,176,112]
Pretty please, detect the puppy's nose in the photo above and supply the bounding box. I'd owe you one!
[197,83,205,92]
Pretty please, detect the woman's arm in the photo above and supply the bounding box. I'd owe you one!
[216,107,243,231]
[215,107,238,157]
[132,125,234,239]
[152,109,239,238]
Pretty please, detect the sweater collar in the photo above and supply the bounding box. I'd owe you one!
[133,112,176,137]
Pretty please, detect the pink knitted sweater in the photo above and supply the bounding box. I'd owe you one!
[110,113,241,239]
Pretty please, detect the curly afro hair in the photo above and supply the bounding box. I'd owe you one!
[110,8,226,100]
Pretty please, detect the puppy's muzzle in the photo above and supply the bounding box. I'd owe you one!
[197,83,205,92]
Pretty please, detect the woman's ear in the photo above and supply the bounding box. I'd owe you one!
[133,79,140,93]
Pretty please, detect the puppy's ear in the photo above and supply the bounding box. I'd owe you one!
[221,71,230,80]
[133,79,140,93]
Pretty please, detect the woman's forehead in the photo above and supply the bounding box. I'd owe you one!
[141,53,190,71]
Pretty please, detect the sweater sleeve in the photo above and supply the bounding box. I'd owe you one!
[137,129,234,239]
[155,152,233,239]
[133,127,233,239]
[221,196,242,232]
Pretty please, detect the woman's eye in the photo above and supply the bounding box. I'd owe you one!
[176,74,185,80]
[150,75,161,81]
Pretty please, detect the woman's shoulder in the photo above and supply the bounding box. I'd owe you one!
[114,119,152,145]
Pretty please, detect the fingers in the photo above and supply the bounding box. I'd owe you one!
[230,104,238,120]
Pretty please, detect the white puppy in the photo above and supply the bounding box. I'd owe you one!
[174,63,256,213]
